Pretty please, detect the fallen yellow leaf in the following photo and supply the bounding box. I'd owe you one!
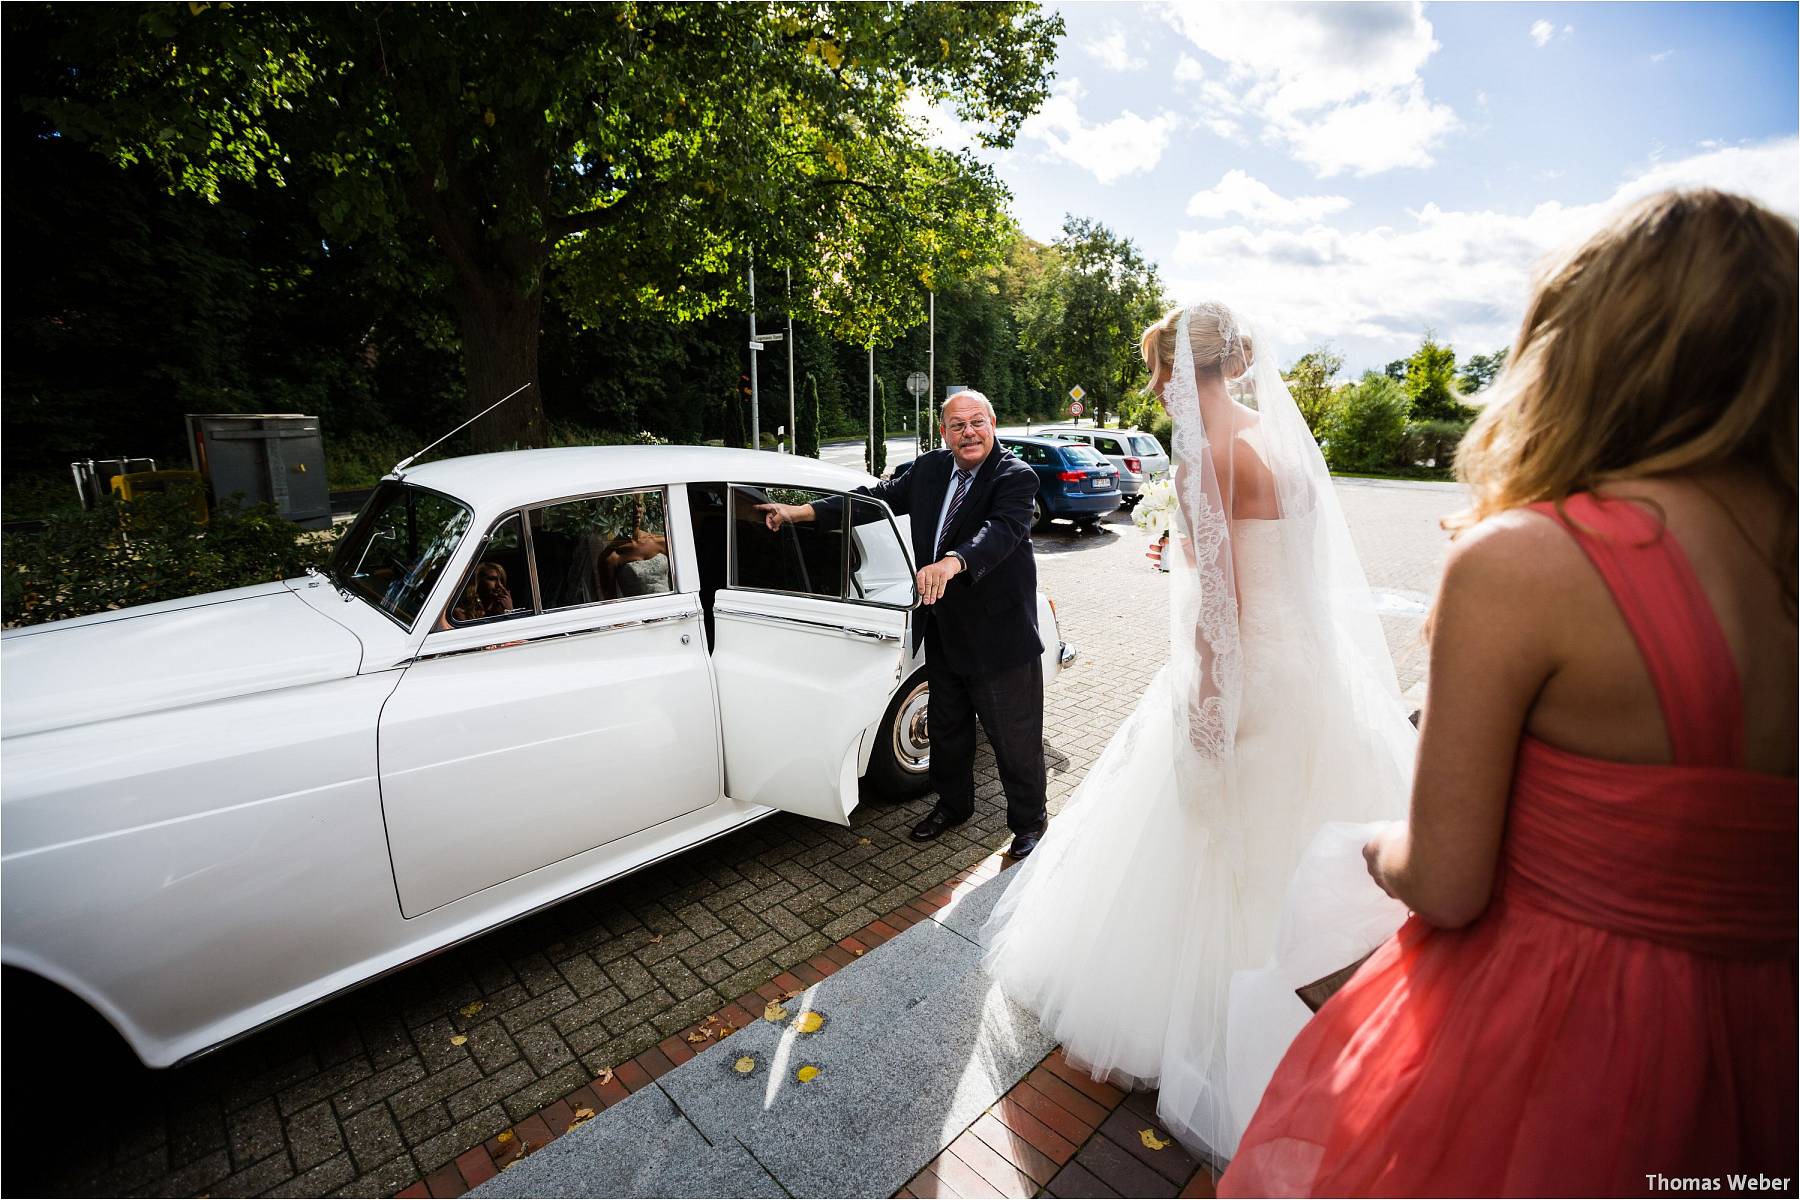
[1139,1128,1171,1151]
[496,1131,515,1144]
[449,1035,468,1047]
[856,837,872,846]
[685,1028,711,1044]
[795,1064,820,1083]
[459,1000,485,1018]
[646,931,664,945]
[793,1011,825,1035]
[734,1056,756,1074]
[594,1067,615,1086]
[567,1107,596,1132]
[781,988,805,1001]
[717,1023,736,1037]
[763,1001,789,1023]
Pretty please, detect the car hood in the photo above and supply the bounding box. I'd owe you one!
[1,581,365,739]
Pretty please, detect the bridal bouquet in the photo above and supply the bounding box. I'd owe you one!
[1132,477,1178,536]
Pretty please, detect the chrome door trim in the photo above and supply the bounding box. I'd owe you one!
[406,609,699,664]
[713,605,903,643]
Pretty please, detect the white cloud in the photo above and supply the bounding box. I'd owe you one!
[1650,49,1673,63]
[1166,138,1800,367]
[1529,20,1556,47]
[1174,54,1207,85]
[1159,1,1457,177]
[1185,170,1352,225]
[1019,79,1180,184]
[1086,29,1146,71]
[901,90,976,155]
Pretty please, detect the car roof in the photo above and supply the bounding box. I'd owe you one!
[1036,425,1150,437]
[396,445,877,513]
[998,434,1073,447]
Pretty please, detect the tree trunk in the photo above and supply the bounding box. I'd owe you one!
[449,279,548,453]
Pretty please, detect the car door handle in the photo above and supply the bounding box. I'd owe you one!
[716,606,902,643]
[407,609,699,663]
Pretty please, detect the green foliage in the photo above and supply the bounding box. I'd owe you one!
[1404,330,1470,422]
[1322,372,1411,473]
[869,378,888,475]
[21,3,1063,448]
[1458,347,1509,396]
[1283,345,1345,436]
[1400,419,1473,470]
[1383,360,1407,382]
[798,374,821,458]
[3,485,332,627]
[1014,217,1166,429]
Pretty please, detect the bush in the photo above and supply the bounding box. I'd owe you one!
[2,484,332,628]
[1400,418,1472,469]
[797,374,821,458]
[1321,372,1411,473]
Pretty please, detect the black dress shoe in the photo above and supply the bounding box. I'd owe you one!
[1008,823,1048,859]
[910,807,969,842]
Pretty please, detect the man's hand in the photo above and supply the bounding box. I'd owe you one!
[755,501,811,532]
[916,555,963,605]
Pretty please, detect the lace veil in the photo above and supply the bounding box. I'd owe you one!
[1161,303,1406,780]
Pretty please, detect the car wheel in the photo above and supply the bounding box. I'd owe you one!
[1031,495,1050,530]
[863,670,933,801]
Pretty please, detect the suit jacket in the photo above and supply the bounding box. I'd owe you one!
[842,445,1042,673]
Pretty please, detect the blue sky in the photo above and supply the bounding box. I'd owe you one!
[918,2,1799,375]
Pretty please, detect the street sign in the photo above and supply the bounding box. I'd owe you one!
[1069,384,1086,402]
[906,371,929,398]
[752,332,785,343]
[1070,401,1085,417]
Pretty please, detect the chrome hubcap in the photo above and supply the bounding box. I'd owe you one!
[891,681,930,773]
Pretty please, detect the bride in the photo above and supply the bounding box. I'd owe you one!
[982,302,1418,1162]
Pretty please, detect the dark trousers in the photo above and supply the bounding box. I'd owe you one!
[926,632,1048,835]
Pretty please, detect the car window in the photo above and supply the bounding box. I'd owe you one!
[849,496,916,608]
[1061,444,1104,466]
[531,489,672,610]
[1095,436,1124,455]
[1002,440,1053,466]
[332,482,473,628]
[730,485,846,598]
[1132,435,1163,456]
[447,513,531,625]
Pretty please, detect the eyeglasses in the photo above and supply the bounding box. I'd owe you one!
[944,418,991,435]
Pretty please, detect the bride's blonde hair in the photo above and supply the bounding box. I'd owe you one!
[1141,302,1255,385]
[1447,188,1796,609]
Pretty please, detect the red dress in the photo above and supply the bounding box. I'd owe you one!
[1221,493,1797,1197]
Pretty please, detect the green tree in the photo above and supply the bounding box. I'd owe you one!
[868,378,888,474]
[1282,345,1345,436]
[1458,347,1509,396]
[1322,372,1411,473]
[1015,216,1165,428]
[23,2,1061,450]
[798,373,821,457]
[1383,359,1408,382]
[1404,330,1468,422]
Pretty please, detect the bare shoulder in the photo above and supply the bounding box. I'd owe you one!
[1440,507,1592,614]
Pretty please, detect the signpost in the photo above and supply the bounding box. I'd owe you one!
[1069,384,1086,425]
[907,371,928,453]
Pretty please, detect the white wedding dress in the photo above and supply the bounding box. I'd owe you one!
[982,306,1416,1162]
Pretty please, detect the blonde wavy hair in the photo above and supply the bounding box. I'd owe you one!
[1449,188,1797,609]
[1141,302,1256,385]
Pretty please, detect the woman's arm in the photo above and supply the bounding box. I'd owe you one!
[1367,514,1563,927]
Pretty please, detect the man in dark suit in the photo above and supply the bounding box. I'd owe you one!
[756,390,1050,858]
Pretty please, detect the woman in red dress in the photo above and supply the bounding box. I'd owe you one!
[1222,189,1797,1197]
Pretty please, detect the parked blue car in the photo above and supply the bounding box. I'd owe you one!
[998,436,1121,530]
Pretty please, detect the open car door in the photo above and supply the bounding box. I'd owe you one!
[710,485,915,824]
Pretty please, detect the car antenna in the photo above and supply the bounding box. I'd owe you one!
[391,382,533,475]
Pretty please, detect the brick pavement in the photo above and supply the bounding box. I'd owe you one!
[10,485,1458,1199]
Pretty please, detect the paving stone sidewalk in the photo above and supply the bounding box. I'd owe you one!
[6,484,1459,1199]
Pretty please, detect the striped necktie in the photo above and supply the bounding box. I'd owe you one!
[937,469,973,558]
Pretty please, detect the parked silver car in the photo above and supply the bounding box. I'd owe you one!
[1035,426,1170,507]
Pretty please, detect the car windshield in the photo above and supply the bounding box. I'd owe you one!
[329,481,473,627]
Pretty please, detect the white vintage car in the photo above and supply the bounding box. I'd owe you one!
[1,446,1067,1068]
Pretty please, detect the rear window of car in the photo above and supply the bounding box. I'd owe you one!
[1059,444,1103,466]
[1131,435,1163,456]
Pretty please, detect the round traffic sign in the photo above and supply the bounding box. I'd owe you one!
[1069,401,1084,416]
